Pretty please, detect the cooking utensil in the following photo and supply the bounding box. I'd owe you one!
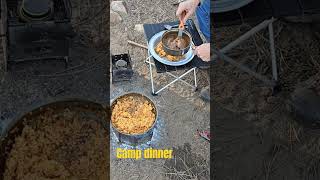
[164,24,187,30]
[161,11,189,56]
[164,24,173,30]
[148,31,195,66]
[177,22,184,39]
[177,11,186,40]
[161,29,192,56]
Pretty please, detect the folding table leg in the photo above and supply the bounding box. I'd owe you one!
[193,68,198,91]
[212,17,279,89]
[155,68,196,95]
[146,56,156,95]
[146,56,198,95]
[268,19,278,82]
[166,71,194,88]
[212,18,276,60]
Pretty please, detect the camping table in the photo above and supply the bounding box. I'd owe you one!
[213,18,278,88]
[143,19,209,95]
[212,0,320,91]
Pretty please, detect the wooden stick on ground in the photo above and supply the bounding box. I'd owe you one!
[128,40,148,50]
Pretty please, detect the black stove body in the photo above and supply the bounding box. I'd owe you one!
[111,53,133,82]
[5,0,72,64]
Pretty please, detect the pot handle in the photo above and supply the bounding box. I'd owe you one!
[191,42,197,56]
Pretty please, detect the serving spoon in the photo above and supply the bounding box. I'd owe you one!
[177,11,186,40]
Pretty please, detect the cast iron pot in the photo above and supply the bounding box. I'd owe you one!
[161,29,192,56]
[111,92,158,145]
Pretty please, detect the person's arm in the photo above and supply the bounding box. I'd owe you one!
[176,0,200,23]
[177,0,211,62]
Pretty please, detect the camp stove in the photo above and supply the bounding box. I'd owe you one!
[111,53,133,82]
[3,0,73,66]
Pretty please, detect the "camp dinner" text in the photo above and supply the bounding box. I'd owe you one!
[116,148,173,159]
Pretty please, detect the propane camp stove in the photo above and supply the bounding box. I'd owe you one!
[1,0,73,69]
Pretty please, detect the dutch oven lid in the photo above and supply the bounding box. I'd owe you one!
[21,0,52,17]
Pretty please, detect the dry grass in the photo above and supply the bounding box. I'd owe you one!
[213,19,320,178]
[71,0,108,48]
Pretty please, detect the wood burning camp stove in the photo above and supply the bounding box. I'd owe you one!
[111,53,133,82]
[0,0,73,70]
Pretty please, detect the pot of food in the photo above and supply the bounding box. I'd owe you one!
[111,92,158,145]
[149,30,195,66]
[0,98,110,180]
[161,29,192,56]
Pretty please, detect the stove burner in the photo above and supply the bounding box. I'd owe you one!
[115,59,128,68]
[19,0,53,22]
[112,53,133,82]
[113,129,154,146]
[5,0,72,67]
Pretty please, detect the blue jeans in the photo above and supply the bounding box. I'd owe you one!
[196,0,210,42]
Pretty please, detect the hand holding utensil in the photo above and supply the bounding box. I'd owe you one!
[177,11,186,39]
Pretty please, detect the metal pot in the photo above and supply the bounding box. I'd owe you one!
[111,92,158,145]
[161,29,192,56]
[0,98,109,177]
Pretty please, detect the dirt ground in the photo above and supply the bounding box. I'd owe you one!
[213,19,320,179]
